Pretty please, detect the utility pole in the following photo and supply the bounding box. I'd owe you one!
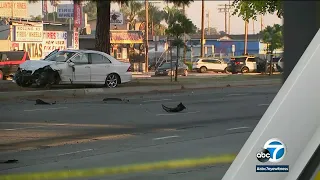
[145,0,149,72]
[206,11,210,35]
[260,15,263,32]
[218,4,232,34]
[200,0,205,57]
[244,20,248,55]
[183,4,187,64]
[228,0,231,34]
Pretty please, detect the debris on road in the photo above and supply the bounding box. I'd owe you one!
[0,159,18,164]
[103,97,130,103]
[35,99,56,105]
[162,102,186,113]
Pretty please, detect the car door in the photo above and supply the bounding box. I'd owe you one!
[202,59,214,70]
[89,53,112,83]
[71,53,91,83]
[211,59,224,71]
[246,57,257,72]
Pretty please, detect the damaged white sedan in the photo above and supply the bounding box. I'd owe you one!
[14,49,132,88]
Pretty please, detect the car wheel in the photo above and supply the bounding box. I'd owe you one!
[105,73,119,88]
[0,70,3,80]
[183,69,188,76]
[35,72,48,88]
[241,67,249,73]
[224,67,229,73]
[200,66,207,73]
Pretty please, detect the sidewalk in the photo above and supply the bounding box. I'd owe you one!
[0,78,281,101]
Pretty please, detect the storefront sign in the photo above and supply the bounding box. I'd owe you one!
[11,42,43,60]
[110,30,143,44]
[0,1,28,19]
[57,4,73,18]
[14,25,43,42]
[73,31,79,50]
[73,3,82,28]
[110,11,123,25]
[43,31,67,57]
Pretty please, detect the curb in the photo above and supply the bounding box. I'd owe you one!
[0,79,281,101]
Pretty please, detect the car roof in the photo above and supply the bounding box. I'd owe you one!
[61,49,105,54]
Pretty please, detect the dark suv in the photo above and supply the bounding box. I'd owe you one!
[0,51,30,80]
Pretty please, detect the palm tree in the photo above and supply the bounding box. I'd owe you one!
[120,1,143,30]
[29,0,193,54]
[138,3,165,35]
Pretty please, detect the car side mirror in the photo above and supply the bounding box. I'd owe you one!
[68,62,75,67]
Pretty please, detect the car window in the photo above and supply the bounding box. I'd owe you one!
[247,58,256,62]
[232,57,246,62]
[0,51,25,61]
[72,53,89,64]
[90,53,111,64]
[212,60,221,64]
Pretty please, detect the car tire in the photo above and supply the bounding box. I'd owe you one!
[200,66,207,73]
[183,69,188,76]
[105,73,119,88]
[0,70,3,80]
[241,67,249,73]
[224,67,229,73]
[35,72,49,88]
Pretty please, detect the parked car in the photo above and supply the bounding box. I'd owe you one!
[227,56,258,73]
[277,57,284,72]
[14,49,132,88]
[0,51,30,80]
[192,58,229,73]
[155,61,188,76]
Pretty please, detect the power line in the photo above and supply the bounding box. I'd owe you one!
[218,4,233,34]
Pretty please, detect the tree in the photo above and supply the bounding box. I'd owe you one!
[138,3,165,35]
[83,1,97,20]
[260,24,283,53]
[120,1,143,30]
[166,11,195,81]
[232,0,283,21]
[219,31,227,35]
[30,15,42,21]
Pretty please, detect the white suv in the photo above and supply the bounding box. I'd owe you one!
[192,58,229,73]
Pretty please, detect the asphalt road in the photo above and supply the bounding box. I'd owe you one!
[0,84,281,180]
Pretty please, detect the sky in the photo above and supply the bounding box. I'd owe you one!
[28,0,283,34]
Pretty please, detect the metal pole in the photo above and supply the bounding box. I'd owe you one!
[183,4,187,64]
[228,0,231,34]
[175,44,179,82]
[225,4,227,33]
[145,0,149,73]
[200,0,205,57]
[244,20,248,55]
[170,46,173,82]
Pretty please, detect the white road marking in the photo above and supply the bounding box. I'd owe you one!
[153,135,180,140]
[226,126,250,131]
[24,107,68,112]
[226,93,248,96]
[156,111,200,116]
[258,104,270,106]
[2,126,46,131]
[142,99,172,103]
[58,149,94,156]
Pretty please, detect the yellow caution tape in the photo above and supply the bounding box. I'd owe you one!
[0,154,236,180]
[315,171,320,180]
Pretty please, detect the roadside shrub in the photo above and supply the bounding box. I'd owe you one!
[184,62,192,70]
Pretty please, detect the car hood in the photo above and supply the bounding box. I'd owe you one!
[20,60,61,74]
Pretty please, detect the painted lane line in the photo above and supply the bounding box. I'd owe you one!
[227,126,250,131]
[226,93,248,97]
[24,107,68,112]
[258,104,270,106]
[58,149,94,156]
[142,99,172,103]
[156,111,201,116]
[153,135,180,140]
[2,126,47,131]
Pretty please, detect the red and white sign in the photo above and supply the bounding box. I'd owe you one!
[43,31,67,57]
[73,31,79,50]
[73,3,81,28]
[42,0,47,14]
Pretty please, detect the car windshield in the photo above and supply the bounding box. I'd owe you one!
[232,57,246,62]
[160,63,174,69]
[44,51,76,62]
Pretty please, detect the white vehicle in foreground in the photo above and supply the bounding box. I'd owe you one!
[14,49,132,88]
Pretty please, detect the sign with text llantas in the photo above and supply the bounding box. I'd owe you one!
[43,31,67,57]
[11,42,43,60]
